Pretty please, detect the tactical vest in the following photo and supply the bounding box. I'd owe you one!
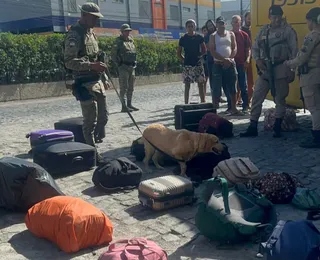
[63,23,100,78]
[117,36,137,64]
[259,22,292,62]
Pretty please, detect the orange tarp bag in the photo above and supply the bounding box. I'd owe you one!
[25,196,113,253]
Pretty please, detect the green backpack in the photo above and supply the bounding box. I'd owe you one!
[195,177,277,244]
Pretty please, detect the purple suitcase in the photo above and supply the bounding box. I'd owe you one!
[26,129,74,149]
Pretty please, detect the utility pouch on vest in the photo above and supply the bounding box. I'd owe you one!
[74,75,100,101]
[298,63,309,75]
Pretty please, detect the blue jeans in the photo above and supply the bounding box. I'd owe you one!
[207,60,231,108]
[212,63,237,110]
[236,64,248,110]
[207,60,214,103]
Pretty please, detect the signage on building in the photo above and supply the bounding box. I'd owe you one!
[138,28,185,40]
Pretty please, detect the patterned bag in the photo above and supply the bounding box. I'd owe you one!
[264,108,298,132]
[98,238,168,260]
[254,172,304,204]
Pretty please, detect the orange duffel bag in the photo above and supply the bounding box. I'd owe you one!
[25,196,113,253]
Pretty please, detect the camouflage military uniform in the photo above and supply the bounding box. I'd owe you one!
[111,24,138,112]
[64,22,108,148]
[240,6,298,138]
[286,27,320,147]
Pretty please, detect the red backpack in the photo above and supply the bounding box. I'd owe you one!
[99,238,168,260]
[198,112,233,138]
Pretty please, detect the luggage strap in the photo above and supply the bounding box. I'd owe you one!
[258,220,288,256]
[103,70,186,163]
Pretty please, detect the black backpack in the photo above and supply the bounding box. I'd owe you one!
[92,157,143,191]
[173,143,231,182]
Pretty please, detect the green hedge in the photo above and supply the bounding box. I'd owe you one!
[0,33,182,85]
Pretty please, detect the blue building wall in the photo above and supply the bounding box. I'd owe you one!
[0,0,221,39]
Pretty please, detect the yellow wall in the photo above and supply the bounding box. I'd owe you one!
[251,0,320,108]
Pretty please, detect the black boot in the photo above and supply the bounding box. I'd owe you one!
[121,104,133,113]
[300,130,320,148]
[273,118,282,138]
[127,99,139,111]
[240,120,258,137]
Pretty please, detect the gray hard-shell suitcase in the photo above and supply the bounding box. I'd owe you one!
[138,175,195,210]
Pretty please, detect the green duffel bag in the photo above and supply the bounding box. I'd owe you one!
[195,177,277,244]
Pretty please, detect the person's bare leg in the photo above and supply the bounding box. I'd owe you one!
[198,82,206,103]
[185,83,190,104]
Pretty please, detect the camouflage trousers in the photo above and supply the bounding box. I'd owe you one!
[250,76,289,121]
[118,64,135,105]
[80,92,109,147]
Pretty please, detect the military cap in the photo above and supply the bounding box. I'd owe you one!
[269,5,284,16]
[216,16,226,24]
[306,7,320,23]
[121,24,132,31]
[79,2,103,18]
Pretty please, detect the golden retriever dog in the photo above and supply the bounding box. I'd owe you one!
[138,123,225,177]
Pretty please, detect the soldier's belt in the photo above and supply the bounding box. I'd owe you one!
[267,60,285,67]
[75,75,100,85]
[122,61,136,66]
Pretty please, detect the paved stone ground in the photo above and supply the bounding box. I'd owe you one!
[0,82,319,260]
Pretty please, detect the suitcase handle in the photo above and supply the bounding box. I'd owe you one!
[72,156,84,163]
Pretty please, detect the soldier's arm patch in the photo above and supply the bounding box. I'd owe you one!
[68,39,77,47]
[304,36,313,46]
[301,46,308,53]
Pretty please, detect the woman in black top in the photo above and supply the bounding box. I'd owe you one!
[177,19,207,104]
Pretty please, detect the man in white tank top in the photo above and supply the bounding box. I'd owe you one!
[209,16,243,116]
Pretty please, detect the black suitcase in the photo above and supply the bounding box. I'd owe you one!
[32,142,96,176]
[174,103,216,131]
[54,117,86,143]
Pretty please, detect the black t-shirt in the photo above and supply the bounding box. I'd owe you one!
[179,33,204,66]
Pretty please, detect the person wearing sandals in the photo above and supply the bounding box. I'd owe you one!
[204,20,228,106]
[209,16,243,116]
[231,15,251,113]
[201,25,209,94]
[177,19,207,104]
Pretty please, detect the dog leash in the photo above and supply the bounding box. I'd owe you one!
[102,69,186,163]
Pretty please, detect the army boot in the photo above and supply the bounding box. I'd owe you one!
[300,130,320,148]
[273,118,282,138]
[240,120,258,137]
[127,99,139,111]
[121,98,133,113]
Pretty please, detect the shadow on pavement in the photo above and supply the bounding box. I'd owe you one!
[0,209,25,230]
[121,116,174,128]
[9,230,106,260]
[169,235,258,260]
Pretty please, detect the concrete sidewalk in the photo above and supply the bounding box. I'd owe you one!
[0,83,318,260]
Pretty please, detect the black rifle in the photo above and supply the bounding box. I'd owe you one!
[263,28,276,101]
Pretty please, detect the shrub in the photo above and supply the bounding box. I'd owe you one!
[0,33,182,85]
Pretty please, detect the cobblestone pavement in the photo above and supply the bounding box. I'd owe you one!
[0,82,319,260]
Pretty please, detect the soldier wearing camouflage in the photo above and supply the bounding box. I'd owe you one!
[240,5,298,138]
[64,2,108,163]
[285,7,320,148]
[111,24,138,113]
